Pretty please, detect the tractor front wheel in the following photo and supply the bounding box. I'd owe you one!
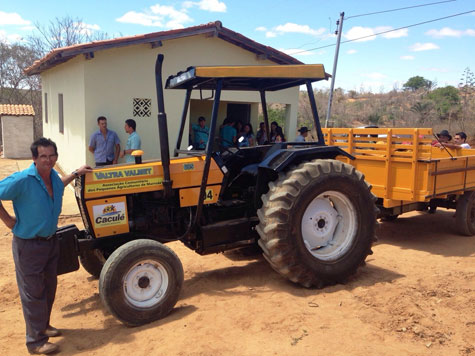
[256,159,377,288]
[79,249,106,278]
[99,239,184,326]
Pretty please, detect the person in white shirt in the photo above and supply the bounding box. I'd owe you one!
[454,132,471,148]
[295,126,309,142]
[441,131,471,149]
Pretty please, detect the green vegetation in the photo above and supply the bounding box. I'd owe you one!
[299,72,475,139]
[403,76,433,91]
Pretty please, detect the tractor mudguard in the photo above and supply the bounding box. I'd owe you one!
[254,146,355,205]
[258,145,354,173]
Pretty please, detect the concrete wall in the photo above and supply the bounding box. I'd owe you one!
[41,56,86,174]
[1,115,34,158]
[42,34,299,168]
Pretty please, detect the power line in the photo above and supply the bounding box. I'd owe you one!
[345,0,456,19]
[291,9,475,55]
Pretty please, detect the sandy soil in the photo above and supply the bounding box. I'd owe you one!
[0,159,474,356]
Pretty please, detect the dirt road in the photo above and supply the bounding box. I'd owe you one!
[0,158,473,356]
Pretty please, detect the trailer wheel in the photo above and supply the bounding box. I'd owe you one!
[79,249,106,278]
[99,239,183,326]
[256,159,377,288]
[455,191,475,236]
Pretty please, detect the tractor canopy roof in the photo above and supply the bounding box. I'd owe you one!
[165,64,330,92]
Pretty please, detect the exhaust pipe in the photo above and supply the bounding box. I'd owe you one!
[155,54,173,198]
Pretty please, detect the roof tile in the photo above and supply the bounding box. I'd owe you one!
[0,104,35,116]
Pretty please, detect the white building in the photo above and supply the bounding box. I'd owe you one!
[25,21,303,173]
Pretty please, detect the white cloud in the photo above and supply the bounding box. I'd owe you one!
[426,27,461,38]
[425,27,475,38]
[116,11,164,27]
[345,26,377,42]
[117,5,192,29]
[347,49,357,54]
[274,23,326,37]
[72,22,102,36]
[0,29,23,43]
[150,5,192,28]
[345,26,408,42]
[255,26,266,32]
[410,42,439,51]
[265,31,276,38]
[183,0,226,12]
[362,72,387,80]
[401,55,414,60]
[0,11,30,26]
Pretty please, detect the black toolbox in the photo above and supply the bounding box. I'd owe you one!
[55,224,80,275]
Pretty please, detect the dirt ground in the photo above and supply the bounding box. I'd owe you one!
[0,159,474,356]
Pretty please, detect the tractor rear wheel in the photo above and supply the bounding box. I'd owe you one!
[256,159,377,288]
[455,191,475,236]
[99,239,183,326]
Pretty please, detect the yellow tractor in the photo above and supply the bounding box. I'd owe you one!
[58,54,377,326]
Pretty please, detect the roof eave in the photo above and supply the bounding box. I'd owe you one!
[24,21,301,76]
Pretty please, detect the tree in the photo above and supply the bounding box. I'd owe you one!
[427,86,460,124]
[458,67,475,130]
[410,101,433,125]
[0,41,42,138]
[28,16,109,55]
[403,76,433,91]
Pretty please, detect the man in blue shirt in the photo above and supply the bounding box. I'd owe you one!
[88,116,121,166]
[220,118,237,150]
[192,116,209,150]
[119,119,142,163]
[0,138,91,355]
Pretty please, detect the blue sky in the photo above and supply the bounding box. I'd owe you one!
[1,0,474,92]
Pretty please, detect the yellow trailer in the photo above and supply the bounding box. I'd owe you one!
[322,127,475,235]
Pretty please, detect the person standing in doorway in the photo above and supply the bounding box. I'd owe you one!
[88,116,120,166]
[120,119,142,163]
[192,116,209,150]
[256,122,267,145]
[220,118,237,150]
[0,138,91,355]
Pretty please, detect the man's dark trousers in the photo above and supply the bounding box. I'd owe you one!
[12,235,60,350]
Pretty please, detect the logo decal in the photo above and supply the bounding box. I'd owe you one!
[93,202,127,228]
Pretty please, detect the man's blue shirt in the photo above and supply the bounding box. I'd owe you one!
[0,163,64,239]
[192,124,209,149]
[125,131,142,163]
[89,129,120,163]
[220,126,236,148]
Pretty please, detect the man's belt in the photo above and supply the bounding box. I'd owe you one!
[33,234,56,241]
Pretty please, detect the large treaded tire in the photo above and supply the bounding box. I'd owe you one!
[256,159,377,288]
[79,249,106,278]
[455,191,475,236]
[99,239,184,326]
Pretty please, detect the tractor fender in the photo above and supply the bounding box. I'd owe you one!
[255,146,354,206]
[258,145,354,173]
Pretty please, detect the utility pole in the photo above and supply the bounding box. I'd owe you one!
[325,12,344,128]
